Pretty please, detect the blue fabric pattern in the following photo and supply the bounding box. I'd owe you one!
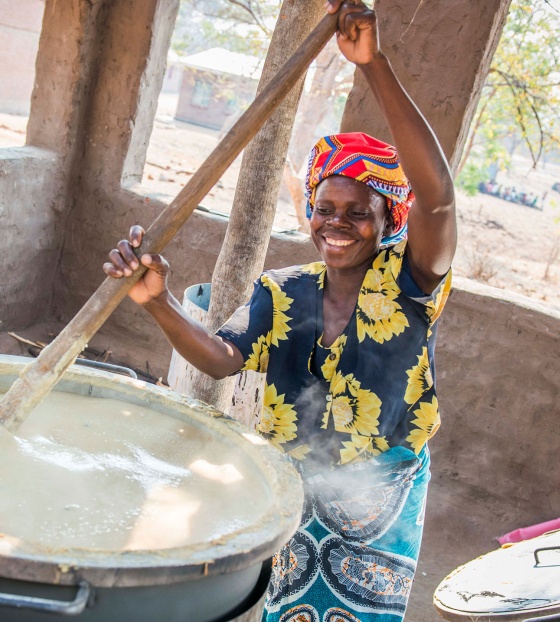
[265,446,431,622]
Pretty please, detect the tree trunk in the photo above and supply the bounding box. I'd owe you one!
[283,157,310,233]
[282,38,341,231]
[187,0,328,412]
[289,37,342,173]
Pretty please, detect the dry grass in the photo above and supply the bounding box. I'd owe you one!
[464,242,500,282]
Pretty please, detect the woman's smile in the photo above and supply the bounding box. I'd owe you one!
[310,176,390,272]
[324,237,358,248]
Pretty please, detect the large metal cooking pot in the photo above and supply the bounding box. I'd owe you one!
[0,355,303,621]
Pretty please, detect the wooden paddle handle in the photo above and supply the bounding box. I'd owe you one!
[0,11,339,433]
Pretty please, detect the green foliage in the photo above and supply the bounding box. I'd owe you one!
[456,162,487,196]
[459,0,560,174]
[172,0,281,59]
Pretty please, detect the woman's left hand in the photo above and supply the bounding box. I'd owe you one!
[327,0,380,65]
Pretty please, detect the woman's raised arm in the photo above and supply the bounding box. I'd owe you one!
[328,0,457,293]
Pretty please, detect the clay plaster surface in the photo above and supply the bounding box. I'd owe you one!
[0,147,64,329]
[341,0,512,171]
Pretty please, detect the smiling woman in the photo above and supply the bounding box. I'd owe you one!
[103,0,456,619]
[310,176,390,276]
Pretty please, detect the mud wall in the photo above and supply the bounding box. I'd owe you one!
[409,278,560,618]
[341,0,512,171]
[0,148,64,330]
[0,0,109,331]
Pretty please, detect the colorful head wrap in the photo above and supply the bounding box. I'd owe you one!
[305,132,414,245]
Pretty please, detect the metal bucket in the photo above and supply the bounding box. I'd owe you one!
[168,284,264,427]
[0,355,303,621]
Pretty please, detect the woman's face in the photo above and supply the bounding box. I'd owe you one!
[310,176,391,272]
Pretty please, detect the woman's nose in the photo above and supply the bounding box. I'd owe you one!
[327,211,349,227]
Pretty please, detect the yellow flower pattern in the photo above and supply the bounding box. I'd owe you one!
[404,347,433,405]
[243,332,271,373]
[301,261,326,289]
[259,383,298,450]
[426,270,452,324]
[261,274,294,347]
[406,396,441,453]
[324,371,382,438]
[319,334,347,383]
[340,434,374,464]
[287,444,312,460]
[372,436,390,454]
[356,248,409,343]
[340,434,391,464]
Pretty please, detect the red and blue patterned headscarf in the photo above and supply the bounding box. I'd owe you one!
[305,132,414,245]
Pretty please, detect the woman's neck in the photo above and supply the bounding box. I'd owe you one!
[321,264,371,348]
[324,261,371,299]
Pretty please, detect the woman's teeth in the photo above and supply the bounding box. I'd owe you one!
[325,238,355,247]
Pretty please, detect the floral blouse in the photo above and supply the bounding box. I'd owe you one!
[217,240,451,466]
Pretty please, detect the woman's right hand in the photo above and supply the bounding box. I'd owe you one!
[103,225,170,306]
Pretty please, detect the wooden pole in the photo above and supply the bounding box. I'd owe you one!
[186,0,329,412]
[0,12,339,433]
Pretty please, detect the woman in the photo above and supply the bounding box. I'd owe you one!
[105,1,456,619]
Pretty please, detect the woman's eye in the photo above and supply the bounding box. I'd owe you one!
[315,207,331,215]
[351,211,368,217]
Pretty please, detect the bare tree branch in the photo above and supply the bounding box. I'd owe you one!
[457,87,497,176]
[494,68,544,168]
[542,0,560,14]
[227,0,271,34]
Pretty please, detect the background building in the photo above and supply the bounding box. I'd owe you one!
[175,48,261,130]
[0,0,45,114]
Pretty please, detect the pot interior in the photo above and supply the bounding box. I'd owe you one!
[0,356,302,586]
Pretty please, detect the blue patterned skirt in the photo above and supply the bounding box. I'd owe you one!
[263,446,430,622]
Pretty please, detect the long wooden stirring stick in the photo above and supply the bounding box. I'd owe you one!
[0,12,339,433]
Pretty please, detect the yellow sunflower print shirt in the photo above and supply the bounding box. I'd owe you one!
[217,241,451,466]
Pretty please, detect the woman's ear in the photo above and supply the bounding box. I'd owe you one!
[383,211,394,238]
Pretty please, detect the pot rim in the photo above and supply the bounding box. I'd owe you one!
[0,355,303,588]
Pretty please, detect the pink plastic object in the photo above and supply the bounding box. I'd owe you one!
[497,517,560,545]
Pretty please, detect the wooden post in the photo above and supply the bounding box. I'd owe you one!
[185,0,329,412]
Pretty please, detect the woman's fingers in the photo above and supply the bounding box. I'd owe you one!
[107,247,132,277]
[129,225,145,248]
[140,253,170,276]
[326,0,361,14]
[327,1,374,44]
[326,0,342,13]
[117,239,139,272]
[103,228,170,304]
[103,261,123,278]
[339,3,374,40]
